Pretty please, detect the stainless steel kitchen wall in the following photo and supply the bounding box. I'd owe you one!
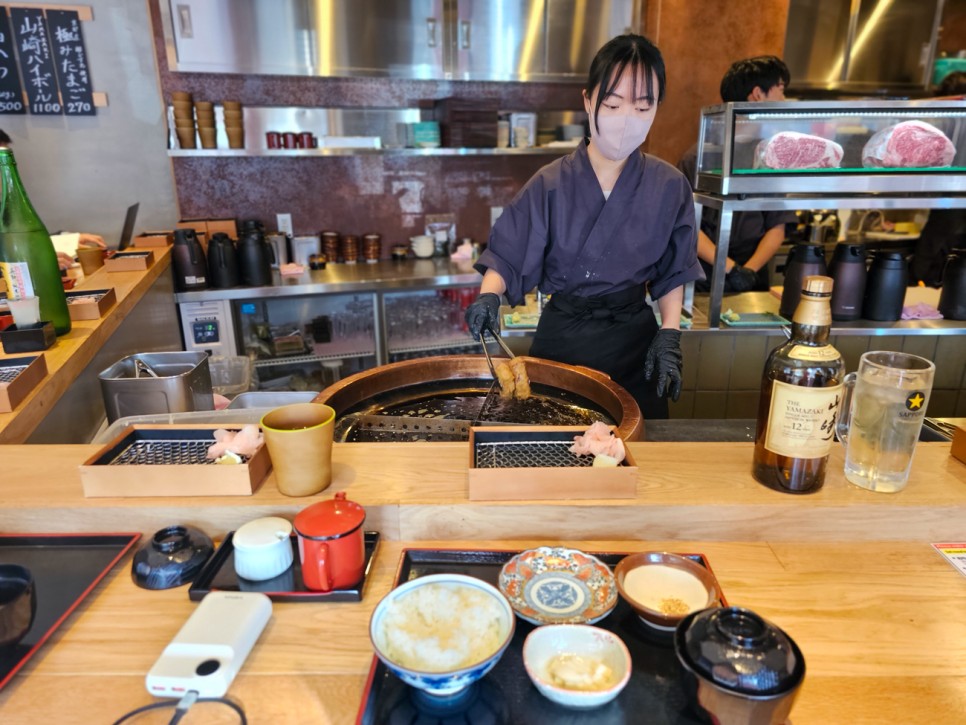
[163,0,638,81]
[783,0,945,92]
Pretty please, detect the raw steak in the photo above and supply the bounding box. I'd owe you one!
[861,120,956,168]
[754,132,843,169]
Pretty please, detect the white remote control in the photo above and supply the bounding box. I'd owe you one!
[145,591,272,698]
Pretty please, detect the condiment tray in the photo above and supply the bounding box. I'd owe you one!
[188,531,380,602]
[0,532,141,691]
[357,546,727,724]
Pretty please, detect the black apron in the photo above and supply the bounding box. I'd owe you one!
[529,285,668,420]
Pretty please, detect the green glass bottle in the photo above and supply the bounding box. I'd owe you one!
[0,146,70,335]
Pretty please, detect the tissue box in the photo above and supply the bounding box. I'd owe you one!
[467,426,637,501]
[105,251,154,272]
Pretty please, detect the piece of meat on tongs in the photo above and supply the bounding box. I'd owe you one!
[478,325,530,401]
[508,357,530,400]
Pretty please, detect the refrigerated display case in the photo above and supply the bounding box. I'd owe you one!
[695,100,966,195]
[176,261,482,392]
[692,99,966,327]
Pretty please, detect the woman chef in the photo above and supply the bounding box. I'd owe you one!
[465,34,701,419]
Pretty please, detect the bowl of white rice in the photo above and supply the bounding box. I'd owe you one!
[369,573,515,696]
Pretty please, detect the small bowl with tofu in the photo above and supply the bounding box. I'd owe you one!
[522,624,631,709]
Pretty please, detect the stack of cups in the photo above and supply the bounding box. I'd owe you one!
[224,101,244,149]
[322,231,340,263]
[194,100,215,149]
[172,91,195,149]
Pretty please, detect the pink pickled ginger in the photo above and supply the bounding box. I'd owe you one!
[570,421,625,463]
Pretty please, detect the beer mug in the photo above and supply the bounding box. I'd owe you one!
[836,351,935,493]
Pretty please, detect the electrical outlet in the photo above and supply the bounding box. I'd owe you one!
[276,213,293,236]
[490,206,504,228]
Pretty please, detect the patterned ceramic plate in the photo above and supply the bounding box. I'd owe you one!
[498,546,617,625]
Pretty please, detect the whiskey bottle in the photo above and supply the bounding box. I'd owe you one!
[752,275,844,493]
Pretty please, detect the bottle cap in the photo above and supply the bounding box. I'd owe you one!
[802,275,833,296]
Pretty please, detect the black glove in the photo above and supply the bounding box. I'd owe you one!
[725,265,758,293]
[644,329,683,402]
[465,293,501,338]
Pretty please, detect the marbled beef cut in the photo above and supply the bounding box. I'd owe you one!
[861,120,956,168]
[754,132,844,170]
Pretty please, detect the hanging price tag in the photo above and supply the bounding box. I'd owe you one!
[10,7,61,115]
[0,8,26,114]
[46,10,95,116]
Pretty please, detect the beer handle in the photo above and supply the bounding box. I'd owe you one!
[836,372,858,444]
[317,543,333,592]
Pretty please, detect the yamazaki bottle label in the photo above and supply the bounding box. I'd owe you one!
[787,344,842,362]
[764,381,843,459]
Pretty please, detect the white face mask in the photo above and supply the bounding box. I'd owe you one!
[589,113,652,161]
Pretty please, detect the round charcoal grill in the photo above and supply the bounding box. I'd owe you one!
[314,356,643,443]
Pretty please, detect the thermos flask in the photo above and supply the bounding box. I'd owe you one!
[780,244,828,318]
[237,223,274,287]
[171,228,208,291]
[863,252,908,321]
[207,232,240,289]
[829,243,867,321]
[938,249,966,320]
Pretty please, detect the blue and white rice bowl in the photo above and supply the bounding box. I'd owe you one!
[369,573,515,697]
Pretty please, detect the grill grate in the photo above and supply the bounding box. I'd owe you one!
[475,440,595,469]
[109,439,225,466]
[0,365,29,384]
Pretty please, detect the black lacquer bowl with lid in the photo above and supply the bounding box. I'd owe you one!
[674,606,805,725]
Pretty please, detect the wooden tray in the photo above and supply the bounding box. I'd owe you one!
[0,532,141,691]
[0,354,48,412]
[468,426,637,501]
[79,424,271,497]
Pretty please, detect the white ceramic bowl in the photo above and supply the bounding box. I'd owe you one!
[523,624,632,709]
[369,573,515,697]
[410,235,435,258]
[232,517,294,581]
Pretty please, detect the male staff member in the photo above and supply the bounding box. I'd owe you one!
[678,56,798,292]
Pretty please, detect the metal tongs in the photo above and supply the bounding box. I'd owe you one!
[475,325,516,425]
[134,359,159,379]
[478,324,515,379]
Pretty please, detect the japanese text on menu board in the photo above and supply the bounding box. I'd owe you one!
[3,6,95,116]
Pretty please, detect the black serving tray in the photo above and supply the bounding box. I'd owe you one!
[357,548,727,725]
[188,531,380,602]
[0,532,141,691]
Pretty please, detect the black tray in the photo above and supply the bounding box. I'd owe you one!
[357,548,727,725]
[188,531,380,602]
[0,532,141,691]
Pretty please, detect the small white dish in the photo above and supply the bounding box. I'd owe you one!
[233,517,293,581]
[523,624,631,709]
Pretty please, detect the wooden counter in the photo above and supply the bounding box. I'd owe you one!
[0,440,964,723]
[0,248,173,443]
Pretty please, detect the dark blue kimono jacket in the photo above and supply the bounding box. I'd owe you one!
[475,141,701,419]
[476,140,701,307]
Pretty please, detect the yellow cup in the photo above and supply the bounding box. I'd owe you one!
[260,403,336,497]
[76,246,105,275]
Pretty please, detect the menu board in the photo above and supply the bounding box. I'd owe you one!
[10,7,60,115]
[46,10,94,116]
[0,9,25,114]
